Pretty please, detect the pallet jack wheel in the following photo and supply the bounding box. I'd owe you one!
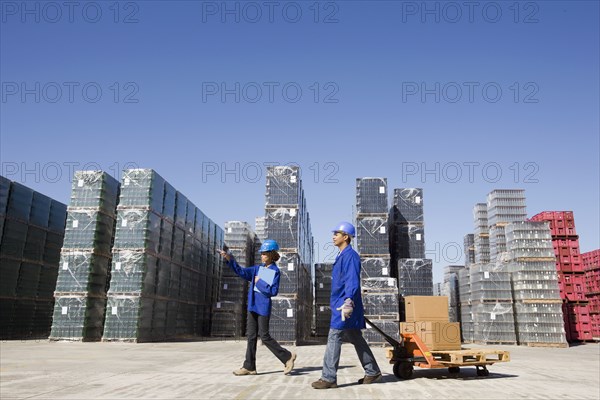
[448,367,460,374]
[393,361,414,380]
[476,366,490,377]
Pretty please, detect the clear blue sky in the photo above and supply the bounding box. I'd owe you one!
[1,1,598,283]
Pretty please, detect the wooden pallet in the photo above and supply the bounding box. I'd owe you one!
[473,341,516,346]
[384,347,510,365]
[525,342,568,348]
[431,349,511,365]
[520,299,563,304]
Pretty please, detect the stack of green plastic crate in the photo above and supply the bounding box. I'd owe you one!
[50,171,119,341]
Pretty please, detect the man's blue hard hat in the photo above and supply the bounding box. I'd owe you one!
[331,221,356,237]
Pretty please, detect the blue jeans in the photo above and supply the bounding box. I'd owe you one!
[321,328,381,383]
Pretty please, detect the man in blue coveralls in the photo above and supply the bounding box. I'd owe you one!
[311,222,382,389]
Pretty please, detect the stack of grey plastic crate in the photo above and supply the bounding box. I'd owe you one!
[473,203,490,264]
[458,268,473,342]
[470,263,517,344]
[390,188,433,296]
[442,265,464,323]
[211,221,255,337]
[253,216,266,266]
[314,263,333,337]
[0,176,67,339]
[464,234,475,267]
[103,169,224,342]
[506,221,567,346]
[50,171,120,341]
[354,178,399,345]
[464,190,567,347]
[487,190,527,261]
[264,166,313,344]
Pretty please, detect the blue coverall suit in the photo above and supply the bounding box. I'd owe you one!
[321,245,381,383]
[228,257,293,371]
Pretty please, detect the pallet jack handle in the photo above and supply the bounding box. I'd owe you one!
[364,317,403,348]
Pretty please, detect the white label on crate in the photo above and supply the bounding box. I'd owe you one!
[224,284,228,290]
[380,226,386,234]
[124,178,130,186]
[62,262,68,270]
[484,271,490,279]
[382,267,388,276]
[112,307,118,315]
[217,302,221,309]
[290,175,297,183]
[115,262,121,271]
[227,227,232,233]
[61,307,68,315]
[288,263,294,271]
[416,233,422,241]
[379,186,385,194]
[319,283,323,289]
[121,218,128,227]
[388,278,395,287]
[537,284,543,289]
[532,307,538,312]
[290,209,297,217]
[72,220,79,228]
[415,196,421,204]
[287,309,293,318]
[77,179,84,187]
[320,306,325,312]
[490,313,496,320]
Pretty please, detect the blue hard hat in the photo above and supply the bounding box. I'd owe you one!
[259,239,279,253]
[331,221,356,237]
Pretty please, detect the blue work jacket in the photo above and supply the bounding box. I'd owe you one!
[330,245,366,330]
[227,257,280,317]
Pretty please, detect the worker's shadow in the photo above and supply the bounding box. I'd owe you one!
[416,370,519,381]
[259,365,354,376]
[334,371,519,387]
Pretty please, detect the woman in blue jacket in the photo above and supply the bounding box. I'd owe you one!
[219,239,296,376]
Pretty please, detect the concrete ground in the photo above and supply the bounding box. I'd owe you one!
[1,339,599,399]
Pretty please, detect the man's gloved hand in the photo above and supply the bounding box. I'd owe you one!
[336,298,354,321]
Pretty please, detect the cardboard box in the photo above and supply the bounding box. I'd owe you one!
[404,296,449,322]
[400,321,461,351]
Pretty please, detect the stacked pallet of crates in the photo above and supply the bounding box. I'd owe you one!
[264,166,313,345]
[470,262,517,345]
[460,204,491,343]
[103,169,223,342]
[50,171,120,341]
[483,190,527,345]
[442,265,464,323]
[473,204,490,265]
[530,211,592,342]
[354,178,398,346]
[464,234,475,267]
[506,221,567,347]
[0,176,67,339]
[254,217,266,266]
[582,250,600,340]
[211,221,255,338]
[314,263,333,338]
[458,267,473,342]
[389,188,433,298]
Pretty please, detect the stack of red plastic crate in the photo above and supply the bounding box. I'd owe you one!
[582,249,600,340]
[530,211,592,341]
